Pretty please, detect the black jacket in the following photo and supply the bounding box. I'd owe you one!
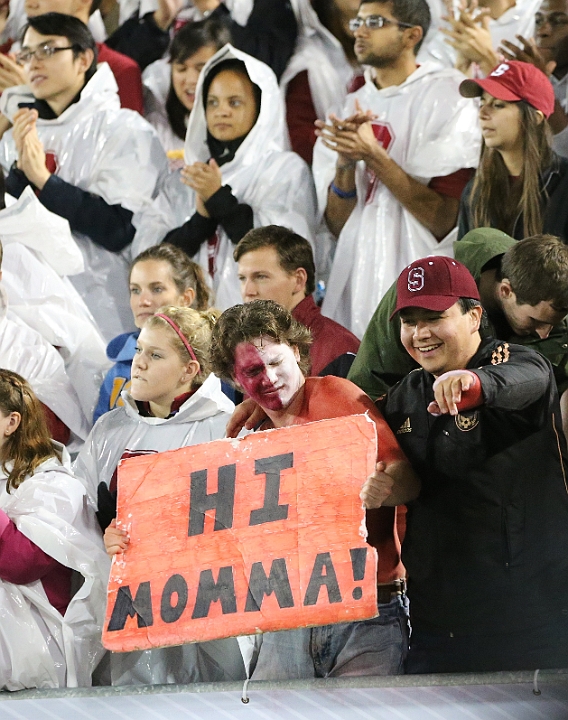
[380,339,568,635]
[457,152,568,241]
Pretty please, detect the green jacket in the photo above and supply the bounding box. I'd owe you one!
[348,228,568,398]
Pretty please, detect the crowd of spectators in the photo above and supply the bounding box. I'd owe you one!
[1,0,568,693]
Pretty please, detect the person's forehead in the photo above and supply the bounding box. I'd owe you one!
[208,69,253,95]
[358,1,394,17]
[239,247,285,272]
[22,29,68,47]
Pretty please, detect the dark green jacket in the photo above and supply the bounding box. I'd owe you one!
[348,228,568,398]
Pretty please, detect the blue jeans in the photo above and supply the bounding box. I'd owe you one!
[251,594,409,680]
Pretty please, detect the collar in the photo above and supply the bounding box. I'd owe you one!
[291,294,319,328]
[29,86,84,120]
[136,391,194,418]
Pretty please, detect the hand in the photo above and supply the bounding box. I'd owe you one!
[13,109,51,189]
[0,54,27,93]
[500,36,555,76]
[360,461,394,509]
[225,397,267,438]
[12,107,36,156]
[153,0,184,30]
[181,158,223,202]
[192,0,221,15]
[441,7,499,72]
[428,369,477,416]
[104,519,130,556]
[315,100,380,166]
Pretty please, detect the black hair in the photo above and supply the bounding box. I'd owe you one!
[166,19,231,141]
[22,13,97,82]
[360,0,431,53]
[202,58,262,115]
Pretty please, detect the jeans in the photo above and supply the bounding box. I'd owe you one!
[251,594,410,680]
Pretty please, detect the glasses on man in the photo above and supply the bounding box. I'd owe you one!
[535,11,568,28]
[16,44,78,65]
[348,14,415,32]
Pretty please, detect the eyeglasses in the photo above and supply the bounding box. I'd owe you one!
[535,11,568,28]
[348,14,415,32]
[16,43,77,65]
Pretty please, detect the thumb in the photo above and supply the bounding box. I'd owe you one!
[208,157,219,170]
[375,461,387,473]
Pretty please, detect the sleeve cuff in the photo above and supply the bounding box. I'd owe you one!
[456,371,484,411]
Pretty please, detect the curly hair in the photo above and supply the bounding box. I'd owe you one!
[210,300,312,382]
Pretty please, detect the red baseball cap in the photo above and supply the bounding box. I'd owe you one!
[390,256,480,319]
[459,61,555,118]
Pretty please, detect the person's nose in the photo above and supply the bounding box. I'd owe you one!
[138,290,153,307]
[264,366,279,385]
[242,279,257,300]
[413,321,432,340]
[132,353,146,371]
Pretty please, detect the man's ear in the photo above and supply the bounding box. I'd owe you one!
[470,304,483,333]
[77,48,95,74]
[404,25,423,52]
[498,278,515,301]
[293,267,308,294]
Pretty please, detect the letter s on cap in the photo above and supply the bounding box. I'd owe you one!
[408,267,425,292]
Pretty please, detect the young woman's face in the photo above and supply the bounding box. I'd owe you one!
[171,44,217,113]
[129,259,192,329]
[205,69,259,142]
[478,92,523,155]
[232,337,304,411]
[130,325,190,406]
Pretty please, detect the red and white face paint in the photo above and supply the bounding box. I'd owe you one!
[233,337,304,412]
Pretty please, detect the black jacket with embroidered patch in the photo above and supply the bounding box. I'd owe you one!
[379,338,568,635]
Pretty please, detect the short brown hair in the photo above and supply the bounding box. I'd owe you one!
[210,300,312,382]
[146,305,220,389]
[233,225,316,295]
[131,243,211,310]
[500,235,568,309]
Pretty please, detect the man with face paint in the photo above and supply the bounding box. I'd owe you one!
[380,255,568,673]
[211,299,419,680]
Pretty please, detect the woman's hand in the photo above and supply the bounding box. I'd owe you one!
[181,158,223,201]
[104,519,130,557]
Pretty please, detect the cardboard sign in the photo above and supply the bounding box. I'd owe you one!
[102,414,378,652]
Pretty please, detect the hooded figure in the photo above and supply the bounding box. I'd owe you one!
[312,62,481,338]
[133,45,317,311]
[73,371,245,686]
[0,61,167,341]
[0,448,110,690]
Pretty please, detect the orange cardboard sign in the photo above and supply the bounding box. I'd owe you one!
[102,414,378,652]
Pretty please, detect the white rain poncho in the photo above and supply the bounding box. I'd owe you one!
[73,372,245,685]
[133,44,317,310]
[118,0,254,28]
[0,63,168,342]
[313,63,481,339]
[0,286,90,448]
[0,449,109,690]
[418,0,541,70]
[143,58,185,157]
[0,188,111,423]
[284,0,356,128]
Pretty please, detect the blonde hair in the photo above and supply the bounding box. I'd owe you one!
[145,305,220,388]
[0,370,60,493]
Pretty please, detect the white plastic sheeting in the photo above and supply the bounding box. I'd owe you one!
[0,451,109,691]
[0,63,168,341]
[133,44,317,310]
[312,63,481,338]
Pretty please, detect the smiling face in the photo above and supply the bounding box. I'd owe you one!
[205,68,259,142]
[232,337,305,412]
[21,28,91,111]
[130,325,192,409]
[478,92,523,154]
[400,303,482,377]
[171,44,217,113]
[129,259,192,329]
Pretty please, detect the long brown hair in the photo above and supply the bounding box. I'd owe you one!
[471,101,552,238]
[0,370,60,493]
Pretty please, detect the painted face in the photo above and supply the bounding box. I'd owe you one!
[478,92,523,155]
[20,28,88,106]
[205,68,259,142]
[130,325,189,406]
[237,247,303,310]
[352,2,409,68]
[171,44,217,113]
[129,259,188,329]
[400,303,482,377]
[502,296,565,338]
[233,337,304,411]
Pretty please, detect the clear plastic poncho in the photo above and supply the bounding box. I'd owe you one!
[313,63,481,339]
[133,44,317,310]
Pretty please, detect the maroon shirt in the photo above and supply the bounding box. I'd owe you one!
[97,43,144,114]
[292,294,360,376]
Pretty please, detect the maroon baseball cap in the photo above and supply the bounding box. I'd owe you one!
[459,61,555,118]
[390,256,480,319]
